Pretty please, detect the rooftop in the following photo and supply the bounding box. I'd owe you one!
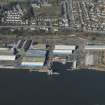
[85,45,105,50]
[54,45,76,50]
[22,56,45,62]
[0,48,13,55]
[26,49,46,56]
[30,44,46,50]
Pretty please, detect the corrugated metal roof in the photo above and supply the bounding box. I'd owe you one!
[31,44,46,50]
[53,50,72,55]
[0,50,13,55]
[21,62,44,67]
[26,49,46,56]
[54,45,76,50]
[85,54,94,66]
[85,45,105,50]
[16,40,25,49]
[22,56,45,62]
[0,55,15,61]
[23,40,32,51]
[0,48,9,51]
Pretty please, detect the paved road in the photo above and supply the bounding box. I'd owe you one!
[0,25,57,28]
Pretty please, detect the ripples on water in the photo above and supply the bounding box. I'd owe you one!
[0,69,105,105]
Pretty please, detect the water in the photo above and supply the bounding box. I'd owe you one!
[0,69,105,105]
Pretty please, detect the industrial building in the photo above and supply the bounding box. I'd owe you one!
[84,44,105,67]
[50,45,77,71]
[0,42,79,72]
[16,39,32,51]
[0,42,50,70]
[53,45,76,56]
[0,55,15,61]
[21,56,45,68]
[85,53,94,66]
[0,47,16,67]
[85,45,105,50]
[20,44,47,69]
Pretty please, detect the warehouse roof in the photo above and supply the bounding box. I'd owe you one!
[0,55,15,61]
[21,62,44,67]
[22,56,45,62]
[0,48,13,55]
[31,44,46,50]
[85,45,105,50]
[26,49,46,56]
[54,45,76,50]
[0,48,10,50]
[53,50,72,55]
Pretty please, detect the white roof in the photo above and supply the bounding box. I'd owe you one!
[85,54,94,66]
[0,55,15,61]
[85,45,105,50]
[26,49,46,56]
[53,50,72,54]
[0,48,9,51]
[55,45,76,50]
[21,62,43,66]
[31,44,46,50]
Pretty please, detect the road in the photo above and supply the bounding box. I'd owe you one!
[0,25,56,28]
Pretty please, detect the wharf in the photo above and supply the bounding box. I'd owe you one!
[29,66,49,73]
[0,65,48,72]
[0,65,60,75]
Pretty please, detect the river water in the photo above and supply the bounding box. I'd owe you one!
[0,69,105,105]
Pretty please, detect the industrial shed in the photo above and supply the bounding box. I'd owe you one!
[53,45,76,55]
[22,56,45,62]
[0,48,10,51]
[21,62,44,67]
[30,44,46,50]
[21,44,47,68]
[85,54,94,66]
[53,50,72,55]
[85,45,105,50]
[26,49,46,57]
[0,55,15,61]
[51,44,77,70]
[54,45,76,50]
[0,47,15,61]
[0,48,13,55]
[0,47,16,66]
[21,56,45,68]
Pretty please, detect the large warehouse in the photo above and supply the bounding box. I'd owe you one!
[52,45,76,56]
[85,45,105,50]
[0,47,16,66]
[20,44,47,69]
[51,45,77,70]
